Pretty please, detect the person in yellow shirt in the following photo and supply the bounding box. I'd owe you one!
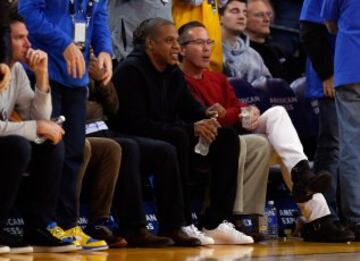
[172,0,223,72]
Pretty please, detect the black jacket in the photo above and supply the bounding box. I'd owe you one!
[299,21,334,81]
[250,40,304,83]
[111,48,206,139]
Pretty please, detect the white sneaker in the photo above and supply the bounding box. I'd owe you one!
[182,225,214,245]
[202,221,254,245]
[0,245,10,254]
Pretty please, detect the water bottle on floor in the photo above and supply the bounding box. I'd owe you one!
[266,200,279,239]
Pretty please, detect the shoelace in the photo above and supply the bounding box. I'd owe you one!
[49,225,71,241]
[189,225,207,238]
[219,221,247,238]
[72,226,90,241]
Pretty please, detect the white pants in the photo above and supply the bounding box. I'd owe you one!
[254,106,307,174]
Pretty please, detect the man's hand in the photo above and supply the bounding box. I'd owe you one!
[97,52,112,86]
[239,105,260,130]
[325,21,338,34]
[206,103,227,118]
[37,120,65,144]
[89,52,106,83]
[63,43,86,79]
[323,76,335,98]
[194,118,221,144]
[0,63,11,93]
[26,48,48,74]
[25,49,49,92]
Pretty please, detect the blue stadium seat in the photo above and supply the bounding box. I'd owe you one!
[229,77,270,113]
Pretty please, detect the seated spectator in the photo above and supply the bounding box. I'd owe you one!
[172,0,223,72]
[246,0,303,83]
[220,0,271,86]
[86,52,191,247]
[112,17,254,245]
[178,21,355,242]
[0,12,79,253]
[108,0,172,66]
[76,137,127,248]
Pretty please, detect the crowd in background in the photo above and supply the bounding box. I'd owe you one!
[0,0,359,255]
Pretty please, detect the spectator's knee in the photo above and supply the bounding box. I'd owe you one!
[152,141,178,163]
[8,136,32,166]
[268,105,287,116]
[103,139,122,162]
[169,127,190,150]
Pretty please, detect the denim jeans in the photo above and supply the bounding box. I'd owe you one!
[0,136,65,229]
[336,84,360,223]
[51,81,87,229]
[313,98,340,219]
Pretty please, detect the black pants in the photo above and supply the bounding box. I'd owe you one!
[51,81,87,229]
[0,136,64,229]
[154,127,240,230]
[89,130,186,232]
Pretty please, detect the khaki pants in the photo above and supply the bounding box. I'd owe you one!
[233,134,271,215]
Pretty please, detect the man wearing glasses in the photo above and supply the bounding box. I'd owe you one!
[112,17,254,245]
[178,20,354,243]
[220,0,271,87]
[246,0,303,83]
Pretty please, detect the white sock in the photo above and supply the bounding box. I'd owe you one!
[297,193,331,222]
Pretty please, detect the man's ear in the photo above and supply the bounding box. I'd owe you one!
[179,46,186,57]
[146,37,153,51]
[219,16,224,26]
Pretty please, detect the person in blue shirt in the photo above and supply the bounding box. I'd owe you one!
[18,0,113,250]
[300,0,341,227]
[322,0,360,241]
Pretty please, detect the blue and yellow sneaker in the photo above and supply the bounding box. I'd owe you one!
[24,222,79,253]
[64,226,108,251]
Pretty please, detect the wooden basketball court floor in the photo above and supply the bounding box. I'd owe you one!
[2,238,360,261]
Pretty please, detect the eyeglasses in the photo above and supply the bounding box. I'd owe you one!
[180,39,215,47]
[251,11,273,19]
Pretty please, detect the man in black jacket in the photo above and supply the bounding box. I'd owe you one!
[112,18,253,245]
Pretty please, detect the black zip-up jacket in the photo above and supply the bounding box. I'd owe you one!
[111,48,206,139]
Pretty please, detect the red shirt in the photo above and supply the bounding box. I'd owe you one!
[185,70,247,128]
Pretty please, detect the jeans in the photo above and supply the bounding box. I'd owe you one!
[51,81,87,229]
[313,98,340,219]
[336,84,360,224]
[0,136,64,229]
[89,130,186,232]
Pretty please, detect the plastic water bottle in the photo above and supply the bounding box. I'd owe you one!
[34,115,66,144]
[266,200,279,239]
[194,137,209,156]
[194,111,218,156]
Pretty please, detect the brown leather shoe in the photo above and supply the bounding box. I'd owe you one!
[85,224,127,248]
[122,227,174,248]
[160,229,201,247]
